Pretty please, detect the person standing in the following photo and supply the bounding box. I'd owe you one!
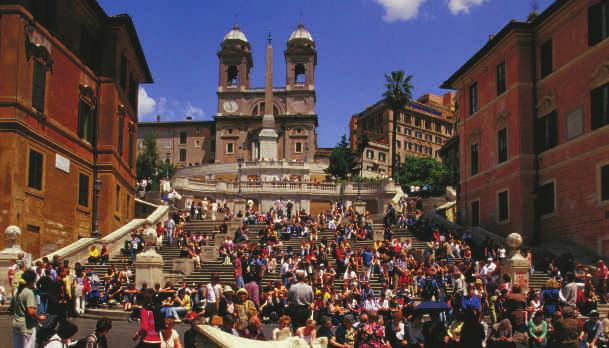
[597,260,608,303]
[166,218,175,246]
[12,270,44,348]
[287,270,314,331]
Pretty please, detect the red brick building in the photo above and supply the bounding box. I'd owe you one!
[442,0,609,255]
[0,0,152,257]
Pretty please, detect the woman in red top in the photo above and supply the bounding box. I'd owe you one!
[134,288,162,348]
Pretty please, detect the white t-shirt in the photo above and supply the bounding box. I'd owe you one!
[160,329,180,348]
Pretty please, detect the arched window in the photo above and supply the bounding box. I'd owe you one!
[294,64,306,85]
[256,102,279,115]
[227,65,239,86]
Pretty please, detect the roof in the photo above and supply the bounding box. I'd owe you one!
[354,98,451,121]
[108,14,153,83]
[441,0,570,89]
[223,24,248,43]
[289,24,314,42]
[138,120,215,127]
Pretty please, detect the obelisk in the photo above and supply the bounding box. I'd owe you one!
[258,33,279,161]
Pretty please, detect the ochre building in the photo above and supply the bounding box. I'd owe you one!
[0,0,152,257]
[350,93,456,177]
[442,0,609,254]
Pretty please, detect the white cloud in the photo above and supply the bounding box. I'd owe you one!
[447,0,487,14]
[138,87,156,116]
[373,0,489,22]
[185,102,205,118]
[374,0,427,22]
[137,87,205,121]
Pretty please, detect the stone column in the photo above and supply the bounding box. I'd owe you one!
[0,226,32,295]
[135,227,164,289]
[500,233,529,292]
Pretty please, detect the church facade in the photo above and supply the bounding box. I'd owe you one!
[139,24,320,167]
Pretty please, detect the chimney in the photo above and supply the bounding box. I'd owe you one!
[156,115,161,123]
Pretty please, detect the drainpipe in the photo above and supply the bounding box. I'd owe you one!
[531,27,541,246]
[91,79,101,238]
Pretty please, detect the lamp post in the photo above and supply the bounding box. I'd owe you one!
[92,178,101,238]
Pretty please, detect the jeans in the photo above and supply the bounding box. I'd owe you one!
[235,276,244,289]
[12,327,36,348]
[38,294,48,314]
[166,228,173,245]
[161,306,186,319]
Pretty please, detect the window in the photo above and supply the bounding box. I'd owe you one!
[469,82,478,115]
[470,143,479,176]
[294,64,306,84]
[226,143,234,154]
[425,134,432,141]
[78,173,89,207]
[295,142,303,153]
[405,115,411,124]
[538,181,555,215]
[497,128,508,163]
[405,128,412,136]
[591,82,609,130]
[446,125,453,135]
[435,122,441,132]
[128,74,137,108]
[117,116,124,156]
[397,126,401,133]
[415,118,421,127]
[496,61,506,95]
[535,111,558,153]
[498,190,508,222]
[407,142,412,150]
[179,131,187,144]
[77,99,95,143]
[540,40,553,78]
[589,0,609,46]
[179,149,186,162]
[471,201,480,227]
[425,120,431,129]
[415,131,422,139]
[602,164,609,201]
[120,54,127,89]
[32,60,46,113]
[379,153,386,162]
[115,185,120,212]
[28,149,43,190]
[366,150,374,159]
[128,130,134,168]
[397,140,401,148]
[227,65,239,86]
[126,195,131,219]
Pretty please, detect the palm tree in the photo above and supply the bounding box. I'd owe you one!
[383,70,413,179]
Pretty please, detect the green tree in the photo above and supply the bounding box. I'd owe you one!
[325,134,357,180]
[136,133,159,180]
[383,70,414,179]
[136,134,177,190]
[395,156,450,195]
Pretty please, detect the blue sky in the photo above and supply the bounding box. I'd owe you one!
[99,0,553,147]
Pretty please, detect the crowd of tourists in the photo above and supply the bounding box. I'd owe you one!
[8,199,609,348]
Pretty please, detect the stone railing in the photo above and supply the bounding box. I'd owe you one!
[174,177,397,197]
[35,204,169,264]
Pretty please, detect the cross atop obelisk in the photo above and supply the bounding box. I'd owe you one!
[258,31,279,161]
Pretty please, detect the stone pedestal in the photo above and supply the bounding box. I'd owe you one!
[172,258,195,275]
[373,229,384,241]
[0,226,31,295]
[201,245,219,262]
[353,200,367,215]
[500,233,529,292]
[233,198,246,215]
[135,227,164,288]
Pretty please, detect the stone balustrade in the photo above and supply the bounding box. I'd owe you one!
[34,204,169,264]
[174,177,397,198]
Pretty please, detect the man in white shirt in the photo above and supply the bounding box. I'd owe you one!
[480,258,497,283]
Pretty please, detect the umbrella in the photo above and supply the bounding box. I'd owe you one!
[414,301,451,313]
